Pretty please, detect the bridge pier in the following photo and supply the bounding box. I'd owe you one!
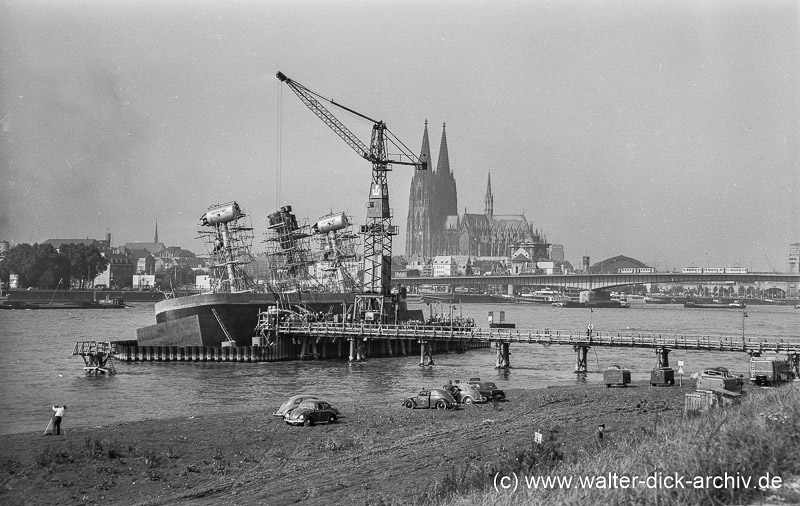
[574,344,590,373]
[419,341,434,366]
[495,342,511,368]
[655,347,671,368]
[299,337,320,360]
[348,338,366,362]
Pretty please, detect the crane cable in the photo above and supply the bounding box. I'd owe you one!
[276,81,282,207]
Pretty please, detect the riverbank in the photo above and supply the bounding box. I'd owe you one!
[0,380,721,505]
[2,288,166,304]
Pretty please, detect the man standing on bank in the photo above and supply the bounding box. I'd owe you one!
[51,405,67,435]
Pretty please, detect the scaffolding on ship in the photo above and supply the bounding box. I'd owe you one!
[262,206,362,295]
[197,202,260,293]
[263,205,318,294]
[312,211,362,294]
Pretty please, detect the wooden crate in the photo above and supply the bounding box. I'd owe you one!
[684,390,717,414]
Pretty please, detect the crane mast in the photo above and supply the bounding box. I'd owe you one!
[276,72,426,319]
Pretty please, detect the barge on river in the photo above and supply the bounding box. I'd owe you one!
[136,202,423,350]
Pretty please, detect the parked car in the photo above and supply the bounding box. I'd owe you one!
[273,394,321,417]
[284,400,340,426]
[403,389,457,410]
[451,382,487,404]
[468,377,506,401]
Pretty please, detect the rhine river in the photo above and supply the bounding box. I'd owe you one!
[1,301,797,435]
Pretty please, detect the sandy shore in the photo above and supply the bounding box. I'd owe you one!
[0,380,694,505]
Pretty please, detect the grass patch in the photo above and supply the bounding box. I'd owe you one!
[34,446,74,468]
[414,429,565,504]
[440,384,800,506]
[85,437,124,460]
[319,436,358,452]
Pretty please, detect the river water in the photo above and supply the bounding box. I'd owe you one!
[1,302,797,435]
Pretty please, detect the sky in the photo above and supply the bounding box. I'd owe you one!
[1,0,797,272]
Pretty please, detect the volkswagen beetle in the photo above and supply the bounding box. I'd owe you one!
[403,388,457,410]
[273,394,321,417]
[452,383,487,404]
[284,400,340,426]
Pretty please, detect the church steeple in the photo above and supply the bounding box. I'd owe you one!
[484,171,493,219]
[406,120,434,258]
[154,220,159,243]
[420,120,432,168]
[435,123,457,218]
[436,123,451,174]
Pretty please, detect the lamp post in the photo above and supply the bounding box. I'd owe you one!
[742,307,747,340]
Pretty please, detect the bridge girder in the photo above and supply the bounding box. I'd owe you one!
[399,273,800,292]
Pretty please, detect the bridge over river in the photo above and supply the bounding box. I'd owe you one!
[399,272,800,295]
[276,321,800,374]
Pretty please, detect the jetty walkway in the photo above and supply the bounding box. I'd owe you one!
[277,321,800,353]
[275,321,800,371]
[78,322,800,375]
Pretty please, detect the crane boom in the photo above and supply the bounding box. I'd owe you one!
[276,71,426,320]
[276,71,425,168]
[277,71,373,161]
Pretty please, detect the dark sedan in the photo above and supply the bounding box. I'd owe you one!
[403,389,457,410]
[284,400,340,426]
[468,378,506,401]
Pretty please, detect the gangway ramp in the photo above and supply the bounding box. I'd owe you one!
[73,341,116,374]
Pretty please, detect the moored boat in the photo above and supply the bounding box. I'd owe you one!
[137,202,363,347]
[684,301,746,309]
[515,289,570,304]
[136,202,422,348]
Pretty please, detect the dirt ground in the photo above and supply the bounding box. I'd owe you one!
[0,380,692,505]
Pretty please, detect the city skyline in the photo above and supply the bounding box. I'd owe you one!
[1,1,797,272]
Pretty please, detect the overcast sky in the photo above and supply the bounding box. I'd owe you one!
[1,0,797,272]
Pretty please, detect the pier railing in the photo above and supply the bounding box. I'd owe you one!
[72,341,117,374]
[72,341,116,356]
[276,322,800,354]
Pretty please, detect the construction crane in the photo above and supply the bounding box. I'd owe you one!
[276,71,427,319]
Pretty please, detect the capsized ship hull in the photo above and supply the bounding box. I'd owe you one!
[137,292,355,347]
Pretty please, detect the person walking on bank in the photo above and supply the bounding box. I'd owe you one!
[48,405,67,436]
[595,423,605,448]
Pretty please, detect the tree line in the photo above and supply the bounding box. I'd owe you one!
[0,243,109,289]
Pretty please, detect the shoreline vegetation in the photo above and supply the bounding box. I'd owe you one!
[1,381,797,505]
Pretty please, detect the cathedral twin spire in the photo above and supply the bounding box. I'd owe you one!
[406,122,539,260]
[436,123,451,175]
[405,120,457,258]
[419,120,452,176]
[419,120,433,173]
[484,171,493,219]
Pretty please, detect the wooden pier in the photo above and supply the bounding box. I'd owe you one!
[273,322,800,373]
[108,333,489,365]
[76,322,799,377]
[274,322,800,354]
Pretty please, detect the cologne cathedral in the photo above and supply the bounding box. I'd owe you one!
[405,121,549,261]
